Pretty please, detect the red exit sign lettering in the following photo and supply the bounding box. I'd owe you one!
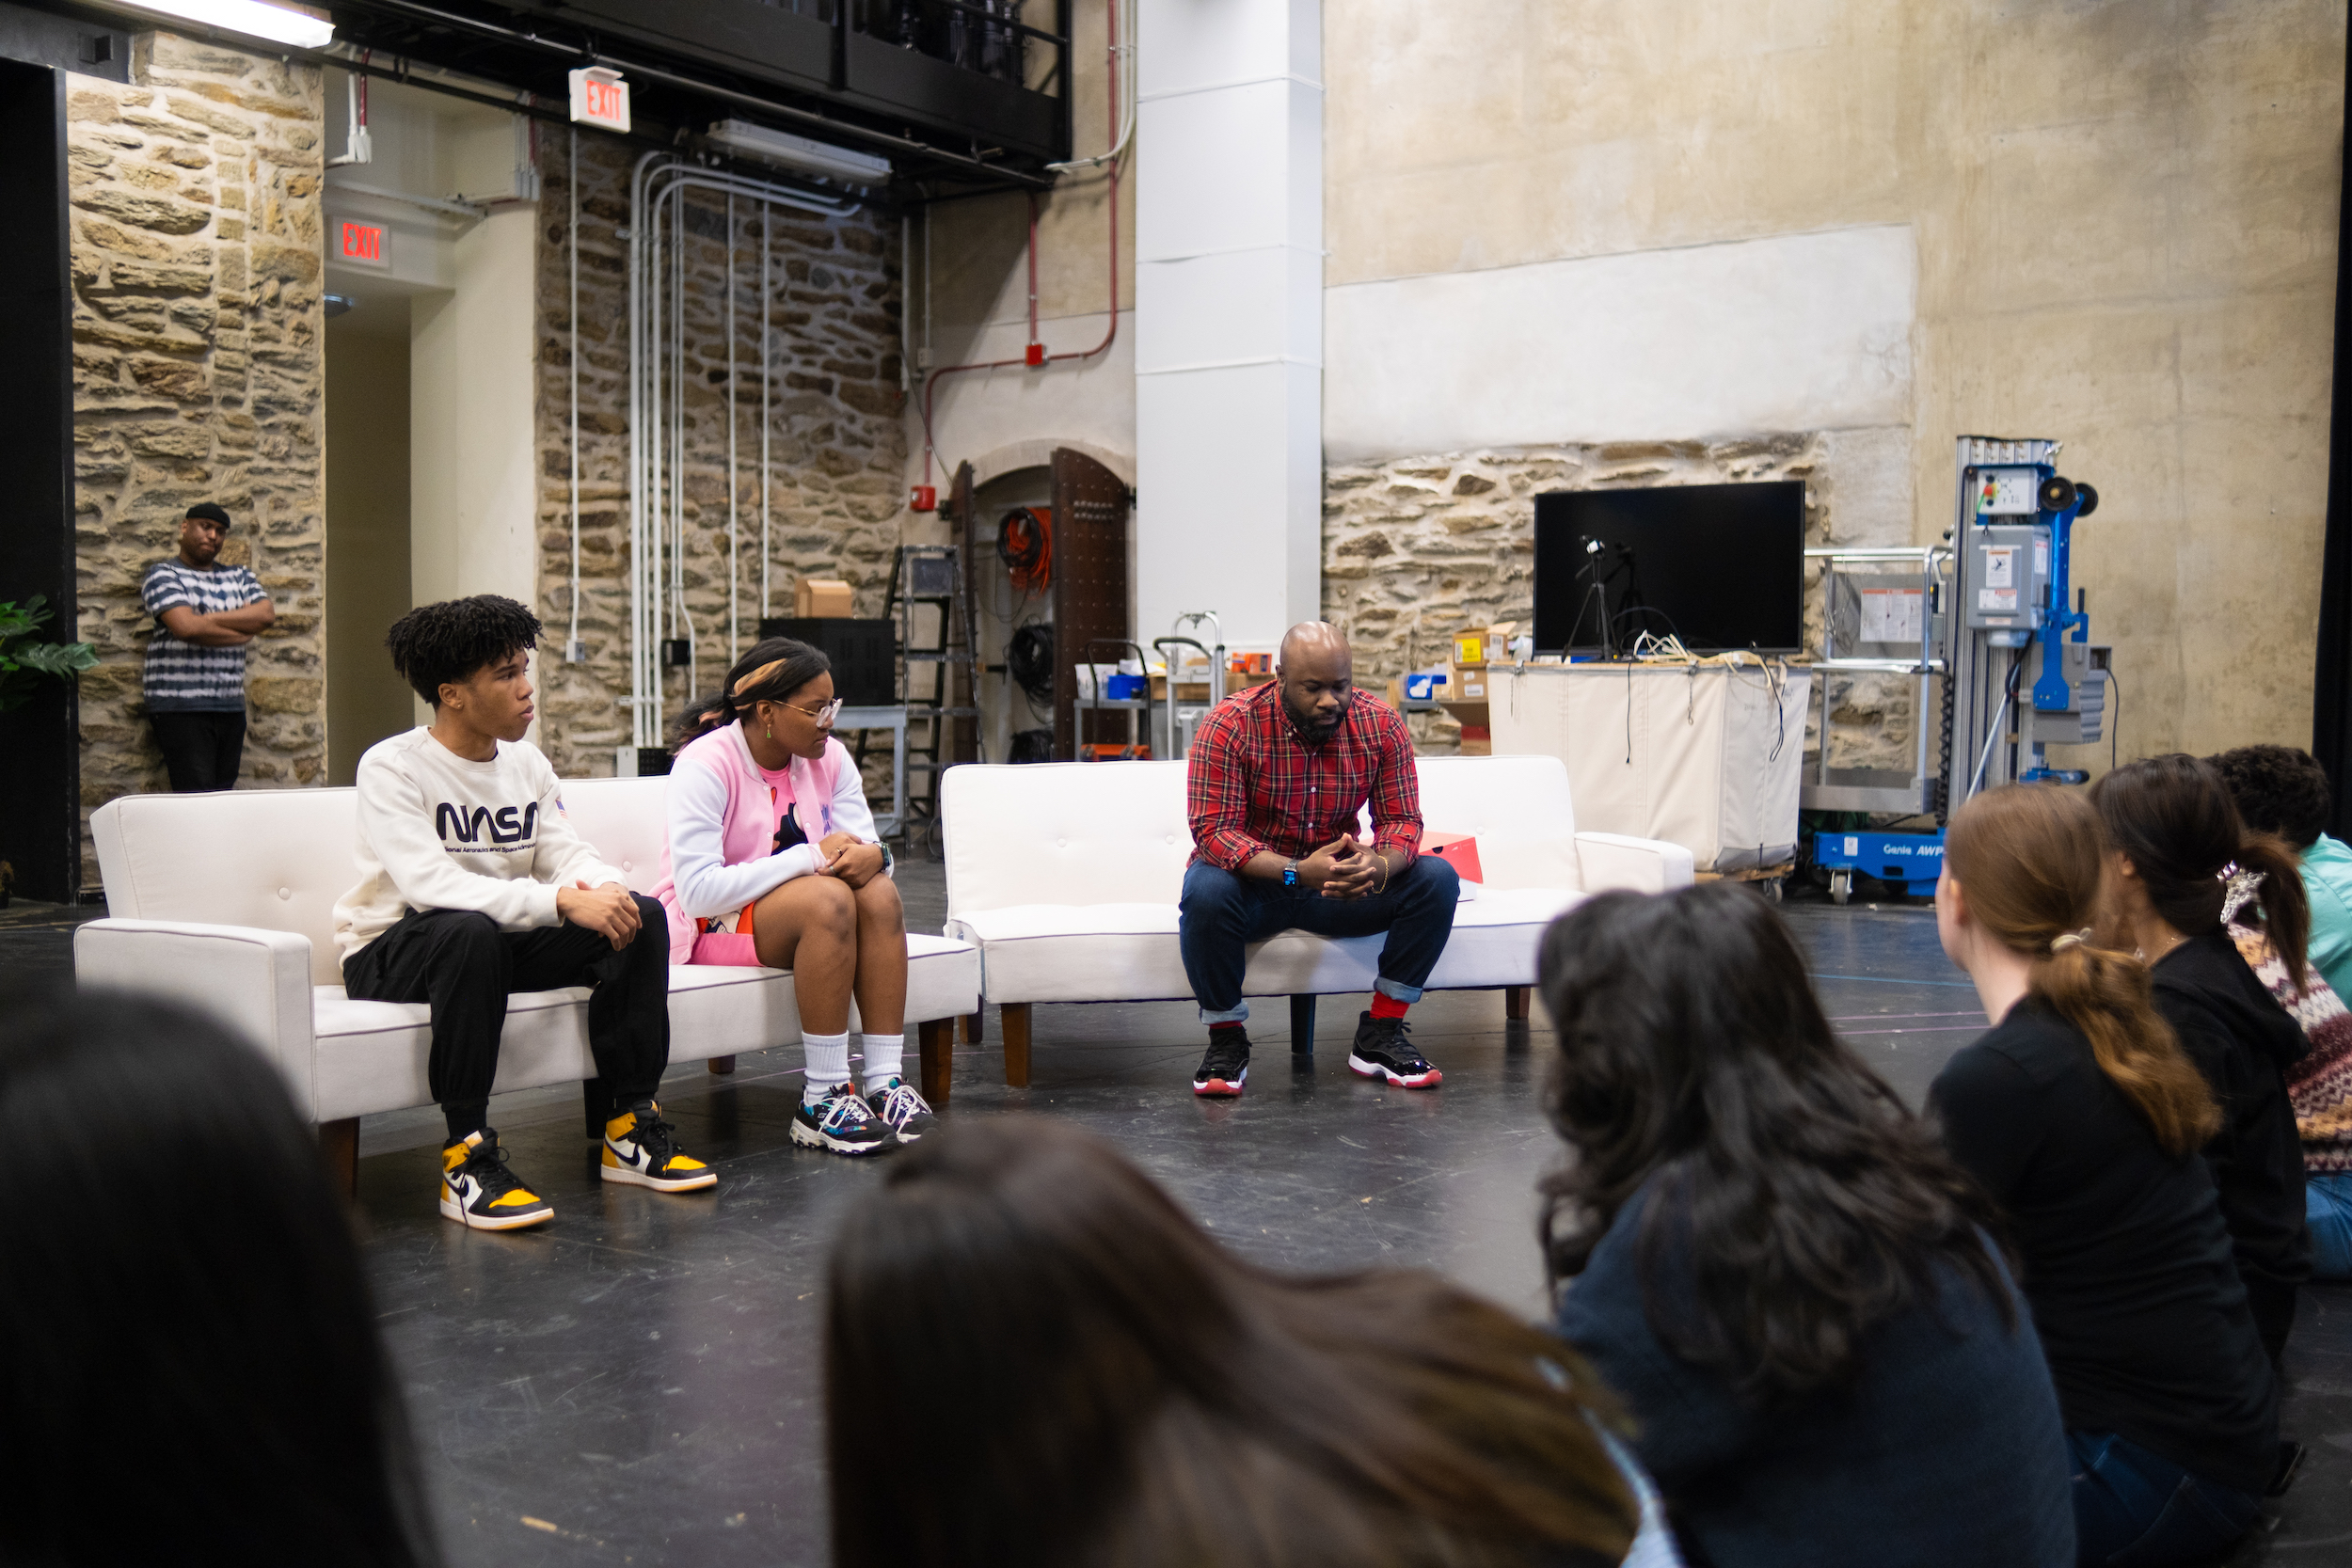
[568,67,630,134]
[338,220,389,269]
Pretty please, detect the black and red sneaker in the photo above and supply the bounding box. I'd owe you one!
[1191,1028,1251,1097]
[1349,1014,1442,1088]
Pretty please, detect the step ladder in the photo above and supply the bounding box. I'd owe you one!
[878,544,980,852]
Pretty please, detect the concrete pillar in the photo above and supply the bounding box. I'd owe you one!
[1134,0,1322,653]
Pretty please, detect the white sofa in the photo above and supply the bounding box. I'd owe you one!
[76,777,980,1184]
[939,754,1694,1083]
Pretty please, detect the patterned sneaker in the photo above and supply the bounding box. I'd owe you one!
[790,1082,897,1155]
[438,1129,555,1230]
[865,1078,937,1142]
[1191,1028,1251,1097]
[602,1101,719,1192]
[1348,1014,1442,1088]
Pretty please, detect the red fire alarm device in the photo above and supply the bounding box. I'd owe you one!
[1025,342,1045,367]
[909,484,937,513]
[338,220,389,269]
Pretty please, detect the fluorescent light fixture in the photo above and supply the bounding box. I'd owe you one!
[706,119,891,186]
[105,0,335,49]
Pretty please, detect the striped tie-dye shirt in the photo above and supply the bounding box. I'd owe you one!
[140,558,264,710]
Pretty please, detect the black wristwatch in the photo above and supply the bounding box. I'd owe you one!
[1282,859,1300,889]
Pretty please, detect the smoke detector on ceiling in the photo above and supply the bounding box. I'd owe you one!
[704,120,891,186]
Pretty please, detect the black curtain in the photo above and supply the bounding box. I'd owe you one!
[2316,20,2352,836]
[0,58,78,902]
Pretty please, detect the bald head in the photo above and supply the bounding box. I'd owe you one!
[1277,621,1350,673]
[1275,622,1353,743]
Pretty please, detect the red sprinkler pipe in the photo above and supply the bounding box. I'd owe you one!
[921,0,1123,486]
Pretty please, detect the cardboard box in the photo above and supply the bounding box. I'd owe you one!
[793,578,854,618]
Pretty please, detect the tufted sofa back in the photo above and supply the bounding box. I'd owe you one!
[92,776,675,986]
[939,752,1583,917]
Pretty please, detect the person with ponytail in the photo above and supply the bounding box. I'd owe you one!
[1931,784,2277,1566]
[2091,754,2312,1362]
[653,638,929,1158]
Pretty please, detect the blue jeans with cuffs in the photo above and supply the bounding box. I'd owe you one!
[1177,854,1460,1025]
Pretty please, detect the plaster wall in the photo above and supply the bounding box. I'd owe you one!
[410,207,539,619]
[1326,0,2345,766]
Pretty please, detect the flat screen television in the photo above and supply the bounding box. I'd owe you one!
[1532,483,1806,656]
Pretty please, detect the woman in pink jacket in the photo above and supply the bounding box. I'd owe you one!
[656,638,929,1157]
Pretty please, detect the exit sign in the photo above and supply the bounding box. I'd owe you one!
[569,67,630,134]
[338,219,388,269]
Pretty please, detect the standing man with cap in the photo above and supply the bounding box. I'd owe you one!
[1180,621,1460,1097]
[139,502,273,792]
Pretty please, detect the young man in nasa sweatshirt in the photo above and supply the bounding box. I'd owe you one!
[334,596,713,1230]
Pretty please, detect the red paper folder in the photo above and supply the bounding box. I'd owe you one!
[1421,832,1484,884]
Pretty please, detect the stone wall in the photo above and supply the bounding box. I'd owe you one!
[67,35,326,884]
[530,135,908,778]
[1323,436,1915,768]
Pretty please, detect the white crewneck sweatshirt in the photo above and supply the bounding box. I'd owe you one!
[332,727,627,963]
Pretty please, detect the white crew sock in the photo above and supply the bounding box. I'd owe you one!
[860,1031,905,1094]
[802,1032,850,1106]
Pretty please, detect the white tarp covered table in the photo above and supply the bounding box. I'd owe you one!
[1486,660,1813,874]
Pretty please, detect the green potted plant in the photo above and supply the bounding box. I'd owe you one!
[0,595,97,908]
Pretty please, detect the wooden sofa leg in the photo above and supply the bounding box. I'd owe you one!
[960,1009,985,1045]
[1002,1003,1033,1087]
[318,1117,358,1201]
[919,1018,954,1107]
[1505,986,1532,1021]
[1290,994,1317,1055]
[707,1055,737,1076]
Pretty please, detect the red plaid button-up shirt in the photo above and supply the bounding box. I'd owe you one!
[1186,680,1422,870]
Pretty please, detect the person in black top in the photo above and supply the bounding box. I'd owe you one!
[2092,753,2312,1362]
[1540,881,2074,1568]
[1931,784,2275,1568]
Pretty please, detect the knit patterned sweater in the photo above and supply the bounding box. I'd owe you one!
[2227,872,2352,1175]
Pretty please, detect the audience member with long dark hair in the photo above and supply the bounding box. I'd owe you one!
[656,637,927,1157]
[826,1117,1671,1568]
[2211,745,2352,1279]
[0,989,439,1565]
[1931,784,2277,1566]
[2092,754,2312,1359]
[1537,880,2073,1568]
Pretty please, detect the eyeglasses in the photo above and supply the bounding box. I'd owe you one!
[780,697,843,725]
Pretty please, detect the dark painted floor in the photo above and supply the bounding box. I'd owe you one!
[12,872,2351,1564]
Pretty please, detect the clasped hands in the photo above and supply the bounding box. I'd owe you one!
[1299,833,1387,900]
[557,879,642,949]
[814,831,887,890]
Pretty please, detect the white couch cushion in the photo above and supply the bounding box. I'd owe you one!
[947,887,1583,1004]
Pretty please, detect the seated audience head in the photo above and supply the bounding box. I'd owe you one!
[0,989,437,1565]
[672,636,835,759]
[1276,620,1354,742]
[1536,880,2010,1399]
[2207,744,2333,852]
[384,594,543,739]
[825,1117,1638,1568]
[1941,783,2218,1154]
[2092,752,2310,989]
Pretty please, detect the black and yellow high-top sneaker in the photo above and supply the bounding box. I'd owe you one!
[602,1101,719,1192]
[439,1129,555,1230]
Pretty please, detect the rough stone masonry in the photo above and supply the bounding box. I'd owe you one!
[67,36,326,884]
[529,133,907,779]
[1322,434,1916,772]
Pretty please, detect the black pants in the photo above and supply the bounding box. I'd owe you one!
[342,895,671,1141]
[151,709,246,792]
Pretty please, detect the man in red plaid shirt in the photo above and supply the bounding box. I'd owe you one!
[1181,622,1460,1096]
